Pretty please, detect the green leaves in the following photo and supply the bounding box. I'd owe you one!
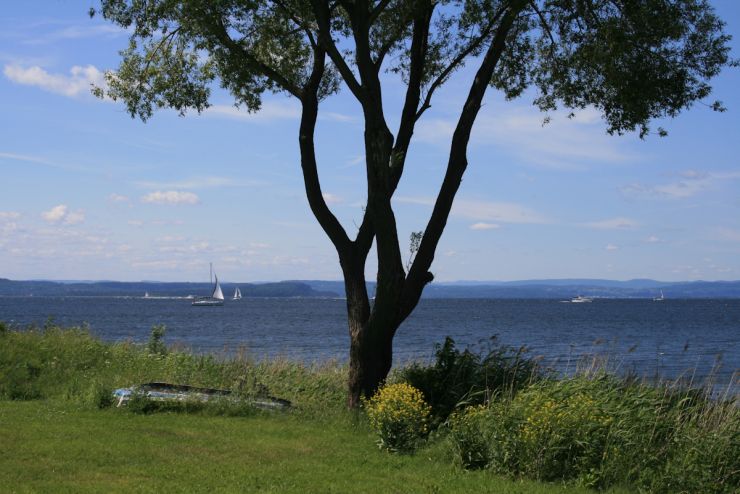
[523,0,733,137]
[96,0,732,138]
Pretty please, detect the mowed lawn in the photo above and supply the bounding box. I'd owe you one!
[0,401,613,494]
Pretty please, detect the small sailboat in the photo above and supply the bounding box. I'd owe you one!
[192,263,225,307]
[653,290,665,301]
[232,287,242,300]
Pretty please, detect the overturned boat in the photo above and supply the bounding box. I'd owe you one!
[113,382,291,411]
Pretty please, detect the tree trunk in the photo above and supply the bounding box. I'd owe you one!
[347,313,396,408]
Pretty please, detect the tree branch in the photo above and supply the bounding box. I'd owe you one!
[369,0,393,26]
[310,0,365,100]
[389,2,433,192]
[530,0,556,50]
[298,46,352,251]
[401,0,529,319]
[273,0,318,48]
[211,17,303,99]
[414,7,507,121]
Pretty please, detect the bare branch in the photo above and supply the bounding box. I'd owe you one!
[414,6,508,121]
[530,0,555,49]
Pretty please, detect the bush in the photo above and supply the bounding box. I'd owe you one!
[401,336,539,424]
[446,375,740,492]
[364,382,431,453]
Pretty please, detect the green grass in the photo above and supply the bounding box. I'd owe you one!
[0,400,615,493]
[1,324,735,493]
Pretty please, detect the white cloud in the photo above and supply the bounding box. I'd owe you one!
[345,155,365,167]
[583,217,638,230]
[470,222,500,230]
[141,191,200,205]
[395,196,547,224]
[159,241,210,254]
[646,235,661,243]
[322,193,343,205]
[34,24,126,43]
[108,193,129,203]
[41,205,85,225]
[717,227,740,243]
[4,64,105,98]
[136,176,265,190]
[453,199,547,224]
[415,106,635,170]
[64,210,85,225]
[605,244,619,251]
[206,102,354,123]
[621,170,740,199]
[207,102,300,121]
[41,205,67,223]
[127,220,144,227]
[156,235,185,243]
[0,213,20,236]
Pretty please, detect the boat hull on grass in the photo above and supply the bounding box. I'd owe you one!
[113,382,291,411]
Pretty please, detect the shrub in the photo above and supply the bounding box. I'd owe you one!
[447,375,740,493]
[401,336,540,424]
[364,382,431,453]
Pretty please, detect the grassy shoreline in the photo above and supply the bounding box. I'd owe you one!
[1,324,737,492]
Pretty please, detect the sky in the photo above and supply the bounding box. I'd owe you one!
[1,2,739,283]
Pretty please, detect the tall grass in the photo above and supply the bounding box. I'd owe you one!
[447,373,739,492]
[0,323,346,415]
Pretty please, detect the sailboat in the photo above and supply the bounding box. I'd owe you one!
[232,287,242,300]
[653,290,665,302]
[192,263,225,307]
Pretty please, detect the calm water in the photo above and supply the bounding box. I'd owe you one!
[1,297,738,390]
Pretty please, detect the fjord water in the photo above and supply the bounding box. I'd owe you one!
[1,297,737,389]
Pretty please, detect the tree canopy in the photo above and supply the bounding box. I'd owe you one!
[96,0,732,135]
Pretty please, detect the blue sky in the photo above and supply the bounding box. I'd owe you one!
[1,2,739,283]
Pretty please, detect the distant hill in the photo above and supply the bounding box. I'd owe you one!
[0,279,338,298]
[2,278,739,299]
[296,279,740,299]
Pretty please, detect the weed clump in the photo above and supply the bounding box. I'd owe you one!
[365,382,431,453]
[147,324,167,356]
[400,337,540,423]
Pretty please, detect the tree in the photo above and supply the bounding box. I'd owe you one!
[94,0,733,407]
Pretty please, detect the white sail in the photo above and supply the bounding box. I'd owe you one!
[212,275,225,300]
[233,287,242,300]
